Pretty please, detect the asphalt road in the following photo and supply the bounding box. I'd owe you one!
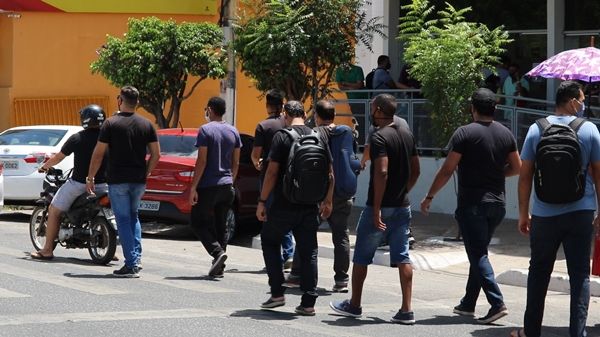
[1,211,599,337]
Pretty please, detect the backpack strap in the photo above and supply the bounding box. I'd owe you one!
[535,117,551,134]
[281,127,300,141]
[568,117,586,133]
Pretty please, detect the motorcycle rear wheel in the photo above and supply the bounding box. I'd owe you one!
[88,216,117,265]
[29,206,57,252]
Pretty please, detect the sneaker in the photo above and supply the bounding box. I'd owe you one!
[295,305,316,316]
[113,265,140,278]
[261,297,285,309]
[476,305,508,324]
[332,283,349,293]
[453,304,475,317]
[283,258,293,272]
[282,274,300,288]
[391,310,415,325]
[211,264,225,279]
[329,299,362,318]
[208,253,227,277]
[408,234,416,249]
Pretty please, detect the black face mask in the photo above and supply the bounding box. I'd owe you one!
[369,113,377,127]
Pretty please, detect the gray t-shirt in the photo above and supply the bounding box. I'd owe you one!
[372,68,394,90]
[195,121,242,188]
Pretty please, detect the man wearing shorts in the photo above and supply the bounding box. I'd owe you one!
[330,93,420,324]
[30,104,108,260]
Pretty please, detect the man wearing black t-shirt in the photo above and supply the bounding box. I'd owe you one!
[256,100,334,316]
[251,89,295,271]
[30,105,109,260]
[330,94,420,324]
[87,86,160,278]
[420,88,521,324]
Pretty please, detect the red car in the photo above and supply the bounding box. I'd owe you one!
[139,128,260,241]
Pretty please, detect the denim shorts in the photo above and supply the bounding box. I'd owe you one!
[352,206,411,266]
[51,179,108,212]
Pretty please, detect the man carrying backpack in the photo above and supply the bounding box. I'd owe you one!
[257,100,334,316]
[286,100,360,293]
[330,94,420,324]
[512,81,600,337]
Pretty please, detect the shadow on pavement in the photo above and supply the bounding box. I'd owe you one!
[230,309,298,321]
[63,272,123,279]
[164,275,220,281]
[471,325,600,337]
[321,315,389,327]
[0,211,32,223]
[417,314,483,326]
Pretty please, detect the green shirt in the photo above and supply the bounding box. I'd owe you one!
[335,65,368,99]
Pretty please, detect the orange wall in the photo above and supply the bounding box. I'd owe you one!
[5,11,266,135]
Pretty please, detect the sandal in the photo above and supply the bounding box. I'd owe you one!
[30,251,54,260]
[509,329,526,337]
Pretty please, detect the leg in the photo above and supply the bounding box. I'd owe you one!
[524,215,562,337]
[190,186,224,258]
[329,197,352,285]
[38,205,61,256]
[561,210,593,337]
[128,183,146,265]
[261,208,293,299]
[386,207,413,313]
[213,185,235,252]
[294,209,320,309]
[109,184,137,268]
[398,263,413,312]
[350,264,368,307]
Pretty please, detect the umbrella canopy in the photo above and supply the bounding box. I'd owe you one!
[526,47,600,82]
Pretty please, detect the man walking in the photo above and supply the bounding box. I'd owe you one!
[257,101,333,316]
[251,89,294,271]
[189,96,241,278]
[511,81,600,337]
[330,93,420,324]
[87,86,160,278]
[420,88,521,324]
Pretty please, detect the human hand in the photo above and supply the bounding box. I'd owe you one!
[518,215,531,236]
[86,181,95,194]
[420,197,432,215]
[256,202,267,222]
[320,200,333,219]
[373,210,386,231]
[189,190,198,206]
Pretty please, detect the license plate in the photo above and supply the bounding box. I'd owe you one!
[139,200,160,211]
[2,161,18,170]
[102,207,115,219]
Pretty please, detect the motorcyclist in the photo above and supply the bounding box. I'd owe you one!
[30,104,109,260]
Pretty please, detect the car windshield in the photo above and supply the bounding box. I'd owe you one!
[0,129,68,146]
[158,135,197,157]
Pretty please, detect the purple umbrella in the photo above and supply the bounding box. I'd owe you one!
[526,47,600,82]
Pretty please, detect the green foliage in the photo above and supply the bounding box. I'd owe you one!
[91,17,227,128]
[399,0,511,148]
[234,0,385,107]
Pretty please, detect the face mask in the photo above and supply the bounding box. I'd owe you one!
[369,113,377,127]
[576,101,585,117]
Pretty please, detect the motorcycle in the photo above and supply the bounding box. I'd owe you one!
[29,168,117,264]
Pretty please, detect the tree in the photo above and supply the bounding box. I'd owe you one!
[399,0,511,148]
[234,0,385,107]
[91,17,227,128]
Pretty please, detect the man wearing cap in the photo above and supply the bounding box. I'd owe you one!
[420,88,521,324]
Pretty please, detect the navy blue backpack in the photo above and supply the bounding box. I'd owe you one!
[329,125,361,199]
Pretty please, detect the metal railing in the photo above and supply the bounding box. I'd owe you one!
[333,89,600,154]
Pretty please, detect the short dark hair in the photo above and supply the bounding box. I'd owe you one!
[120,86,139,106]
[207,96,226,116]
[372,94,396,117]
[556,81,582,106]
[315,100,335,121]
[266,89,284,107]
[283,100,304,118]
[471,88,497,116]
[377,55,389,66]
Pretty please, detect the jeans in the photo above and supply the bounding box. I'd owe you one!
[291,196,352,284]
[524,210,593,337]
[108,183,146,268]
[261,206,319,308]
[190,184,235,258]
[454,203,505,310]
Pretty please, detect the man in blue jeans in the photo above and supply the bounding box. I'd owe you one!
[87,86,160,278]
[330,93,420,324]
[514,80,600,337]
[420,88,521,324]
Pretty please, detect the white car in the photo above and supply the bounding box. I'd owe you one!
[0,125,83,204]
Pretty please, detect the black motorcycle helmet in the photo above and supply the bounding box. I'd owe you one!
[79,104,105,129]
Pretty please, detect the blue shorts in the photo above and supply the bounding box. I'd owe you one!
[352,206,411,266]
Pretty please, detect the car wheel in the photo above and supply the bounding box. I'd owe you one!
[225,208,236,243]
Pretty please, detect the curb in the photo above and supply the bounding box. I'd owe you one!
[496,268,600,297]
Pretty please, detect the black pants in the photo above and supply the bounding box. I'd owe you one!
[190,184,235,258]
[261,206,319,308]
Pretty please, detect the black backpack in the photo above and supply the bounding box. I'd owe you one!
[534,117,586,204]
[281,128,331,205]
[365,68,376,89]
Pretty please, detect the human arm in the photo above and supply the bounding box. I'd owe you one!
[319,164,335,219]
[420,151,461,215]
[146,141,160,177]
[86,142,107,193]
[256,161,279,222]
[372,155,388,231]
[505,151,522,177]
[251,146,263,171]
[188,146,207,206]
[517,160,534,235]
[591,160,600,233]
[38,152,67,172]
[232,147,240,182]
[407,155,420,193]
[360,144,370,170]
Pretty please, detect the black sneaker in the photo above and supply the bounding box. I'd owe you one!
[208,253,227,277]
[453,304,475,317]
[476,305,508,324]
[332,283,349,293]
[261,297,285,309]
[391,310,415,325]
[113,265,140,278]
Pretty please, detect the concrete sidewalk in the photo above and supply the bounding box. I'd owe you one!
[251,208,600,296]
